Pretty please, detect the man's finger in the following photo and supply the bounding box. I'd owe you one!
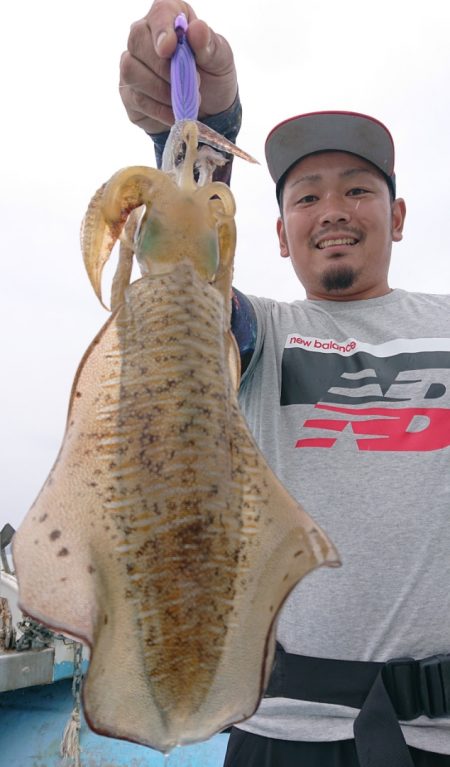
[187,23,235,76]
[120,51,172,101]
[146,0,198,57]
[120,86,175,132]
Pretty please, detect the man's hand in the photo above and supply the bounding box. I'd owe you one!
[119,0,238,135]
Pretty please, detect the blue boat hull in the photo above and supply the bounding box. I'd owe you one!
[0,678,229,766]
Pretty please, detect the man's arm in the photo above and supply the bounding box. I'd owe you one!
[120,1,241,183]
[119,0,257,369]
[231,289,257,376]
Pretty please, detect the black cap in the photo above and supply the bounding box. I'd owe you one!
[265,111,396,201]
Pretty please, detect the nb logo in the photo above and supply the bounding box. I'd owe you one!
[296,404,450,452]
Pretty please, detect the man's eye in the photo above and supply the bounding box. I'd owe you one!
[347,187,368,196]
[297,194,318,204]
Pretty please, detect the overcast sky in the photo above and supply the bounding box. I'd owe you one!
[2,0,450,531]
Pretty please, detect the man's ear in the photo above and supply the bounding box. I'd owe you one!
[277,216,290,258]
[392,198,406,242]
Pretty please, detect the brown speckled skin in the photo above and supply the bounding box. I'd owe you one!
[13,125,339,753]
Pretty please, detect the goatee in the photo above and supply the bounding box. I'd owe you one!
[321,265,356,293]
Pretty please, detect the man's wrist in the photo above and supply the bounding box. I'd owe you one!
[148,91,242,184]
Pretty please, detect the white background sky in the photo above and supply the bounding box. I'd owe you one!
[2,0,450,531]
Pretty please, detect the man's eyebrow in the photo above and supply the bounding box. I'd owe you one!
[287,173,322,188]
[339,167,380,180]
[288,167,380,189]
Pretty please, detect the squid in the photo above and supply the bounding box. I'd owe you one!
[13,117,339,754]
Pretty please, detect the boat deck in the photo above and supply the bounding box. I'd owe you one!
[0,678,229,766]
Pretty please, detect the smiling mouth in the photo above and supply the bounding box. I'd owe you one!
[317,237,358,249]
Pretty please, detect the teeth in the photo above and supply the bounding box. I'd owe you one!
[318,238,357,249]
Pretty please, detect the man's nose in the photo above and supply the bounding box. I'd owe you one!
[319,196,351,226]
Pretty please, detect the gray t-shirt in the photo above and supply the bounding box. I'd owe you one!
[237,288,450,753]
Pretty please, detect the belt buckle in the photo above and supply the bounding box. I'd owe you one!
[382,656,422,720]
[418,655,450,718]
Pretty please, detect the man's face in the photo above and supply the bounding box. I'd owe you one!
[277,152,406,301]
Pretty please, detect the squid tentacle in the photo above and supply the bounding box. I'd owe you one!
[110,206,145,311]
[81,167,172,308]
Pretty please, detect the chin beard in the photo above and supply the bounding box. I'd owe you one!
[321,265,357,293]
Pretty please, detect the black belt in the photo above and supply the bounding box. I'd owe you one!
[265,644,450,767]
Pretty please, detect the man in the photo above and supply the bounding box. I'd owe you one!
[120,3,450,765]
